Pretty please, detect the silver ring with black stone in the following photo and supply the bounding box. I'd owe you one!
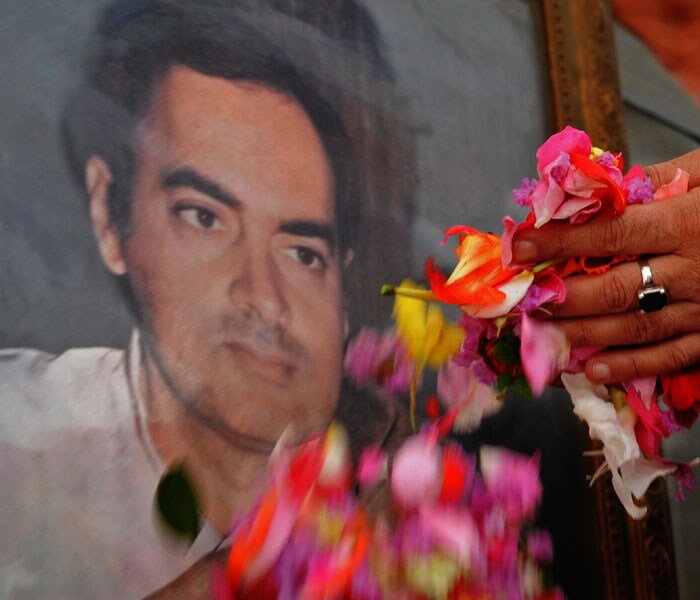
[638,259,668,313]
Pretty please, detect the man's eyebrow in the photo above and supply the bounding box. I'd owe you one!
[279,220,337,254]
[162,168,242,209]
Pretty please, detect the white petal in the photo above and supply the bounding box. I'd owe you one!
[609,457,647,520]
[619,457,677,499]
[562,373,640,465]
[462,271,534,319]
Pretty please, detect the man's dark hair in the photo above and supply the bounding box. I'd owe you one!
[63,0,395,256]
[64,0,416,330]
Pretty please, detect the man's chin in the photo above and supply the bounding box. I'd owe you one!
[185,403,281,455]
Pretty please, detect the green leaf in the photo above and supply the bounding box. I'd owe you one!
[155,464,202,544]
[513,374,533,399]
[491,331,522,366]
[497,371,513,391]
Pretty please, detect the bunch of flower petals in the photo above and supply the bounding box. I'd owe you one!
[389,125,698,519]
[216,420,563,599]
[343,328,415,395]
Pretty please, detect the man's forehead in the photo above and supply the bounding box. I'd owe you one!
[144,65,302,136]
[135,65,337,226]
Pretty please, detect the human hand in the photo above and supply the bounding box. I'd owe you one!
[512,148,700,384]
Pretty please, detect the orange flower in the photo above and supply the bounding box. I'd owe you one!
[427,226,526,313]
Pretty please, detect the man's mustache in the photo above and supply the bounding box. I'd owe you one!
[217,312,307,361]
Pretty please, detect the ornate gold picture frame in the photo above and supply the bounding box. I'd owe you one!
[542,1,678,597]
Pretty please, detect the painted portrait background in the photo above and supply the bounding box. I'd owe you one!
[0,0,601,597]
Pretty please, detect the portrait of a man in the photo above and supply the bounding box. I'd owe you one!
[0,0,602,598]
[0,1,412,596]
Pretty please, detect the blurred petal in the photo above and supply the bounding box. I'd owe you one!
[393,279,465,369]
[358,445,388,488]
[418,504,480,564]
[391,435,442,508]
[437,362,500,433]
[520,314,570,396]
[246,495,299,581]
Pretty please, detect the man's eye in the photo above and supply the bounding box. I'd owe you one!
[292,247,326,270]
[176,206,222,230]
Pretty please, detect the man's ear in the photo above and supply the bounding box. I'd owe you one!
[86,156,127,275]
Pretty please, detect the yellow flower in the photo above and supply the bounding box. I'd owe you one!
[392,279,464,370]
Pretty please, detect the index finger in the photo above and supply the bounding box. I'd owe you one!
[512,191,695,263]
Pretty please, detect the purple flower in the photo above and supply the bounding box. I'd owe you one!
[520,313,570,396]
[344,328,414,394]
[517,272,567,315]
[437,362,500,433]
[623,165,654,205]
[480,446,543,522]
[513,177,538,207]
[527,530,553,563]
[349,561,382,599]
[460,314,487,353]
[548,152,571,184]
[674,463,696,501]
[453,348,497,387]
[394,513,436,554]
[471,358,499,386]
[594,150,616,168]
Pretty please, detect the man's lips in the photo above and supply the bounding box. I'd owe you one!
[223,341,297,386]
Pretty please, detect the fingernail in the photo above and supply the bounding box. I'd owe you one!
[513,239,538,263]
[591,362,611,382]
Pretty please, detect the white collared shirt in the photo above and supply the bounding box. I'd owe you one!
[0,334,222,599]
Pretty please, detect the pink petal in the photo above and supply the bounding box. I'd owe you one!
[479,446,542,519]
[653,168,689,200]
[551,196,601,220]
[418,504,480,563]
[536,126,592,174]
[566,346,603,372]
[532,178,565,228]
[568,200,603,224]
[391,435,442,508]
[532,272,567,305]
[358,445,388,487]
[520,314,570,396]
[437,362,499,433]
[624,376,658,410]
[501,215,518,269]
[561,166,606,196]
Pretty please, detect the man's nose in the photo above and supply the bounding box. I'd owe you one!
[228,249,291,325]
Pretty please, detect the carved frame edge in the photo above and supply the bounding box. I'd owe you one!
[538,1,679,598]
